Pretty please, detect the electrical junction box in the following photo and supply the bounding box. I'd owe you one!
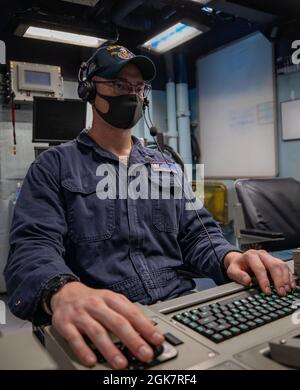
[10,61,63,102]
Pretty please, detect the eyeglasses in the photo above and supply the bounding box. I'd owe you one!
[94,78,151,98]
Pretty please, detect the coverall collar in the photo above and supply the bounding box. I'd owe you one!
[76,128,156,164]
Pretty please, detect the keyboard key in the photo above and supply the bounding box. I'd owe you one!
[234,301,242,306]
[272,304,283,310]
[238,324,249,332]
[240,311,250,316]
[261,315,272,322]
[182,318,191,325]
[211,334,224,343]
[260,292,266,297]
[275,309,286,317]
[195,326,206,334]
[221,310,232,317]
[206,321,220,330]
[269,312,279,320]
[227,303,236,309]
[173,314,184,322]
[202,328,215,337]
[200,306,210,311]
[198,316,216,325]
[254,318,264,325]
[225,316,235,322]
[221,330,233,339]
[188,322,199,329]
[200,311,212,318]
[216,323,231,332]
[228,320,240,326]
[263,305,274,312]
[209,303,220,309]
[230,327,242,335]
[245,314,255,321]
[251,311,262,317]
[257,308,269,315]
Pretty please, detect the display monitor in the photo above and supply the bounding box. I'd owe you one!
[33,97,87,144]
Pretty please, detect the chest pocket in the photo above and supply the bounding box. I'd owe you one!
[62,178,115,243]
[148,167,181,233]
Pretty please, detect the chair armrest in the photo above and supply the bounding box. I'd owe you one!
[240,229,284,239]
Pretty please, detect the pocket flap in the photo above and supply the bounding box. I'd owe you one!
[62,177,97,195]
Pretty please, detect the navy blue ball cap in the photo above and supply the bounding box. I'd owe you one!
[86,45,156,82]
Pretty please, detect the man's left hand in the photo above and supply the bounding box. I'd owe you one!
[224,250,297,296]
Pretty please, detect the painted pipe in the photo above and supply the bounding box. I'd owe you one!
[165,53,178,150]
[166,82,178,151]
[176,53,192,165]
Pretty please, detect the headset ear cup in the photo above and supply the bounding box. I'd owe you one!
[78,80,96,102]
[78,81,88,101]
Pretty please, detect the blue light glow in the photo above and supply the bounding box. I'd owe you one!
[150,24,188,48]
[142,22,203,54]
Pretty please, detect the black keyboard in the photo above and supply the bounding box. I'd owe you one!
[172,285,300,343]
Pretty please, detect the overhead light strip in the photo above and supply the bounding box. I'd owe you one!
[191,0,212,4]
[24,26,107,48]
[141,23,203,54]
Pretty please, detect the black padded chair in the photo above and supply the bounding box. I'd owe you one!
[235,177,300,251]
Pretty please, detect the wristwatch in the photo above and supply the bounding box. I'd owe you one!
[42,275,78,315]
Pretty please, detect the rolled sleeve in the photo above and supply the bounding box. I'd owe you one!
[4,159,78,322]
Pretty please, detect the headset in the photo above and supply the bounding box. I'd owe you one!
[77,60,97,102]
[78,57,150,112]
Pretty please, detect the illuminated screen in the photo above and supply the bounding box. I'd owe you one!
[24,70,51,86]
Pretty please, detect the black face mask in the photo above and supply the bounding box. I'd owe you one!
[94,93,144,129]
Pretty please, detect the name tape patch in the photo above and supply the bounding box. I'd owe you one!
[150,162,178,173]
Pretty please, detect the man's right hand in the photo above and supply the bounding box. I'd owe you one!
[50,282,164,369]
